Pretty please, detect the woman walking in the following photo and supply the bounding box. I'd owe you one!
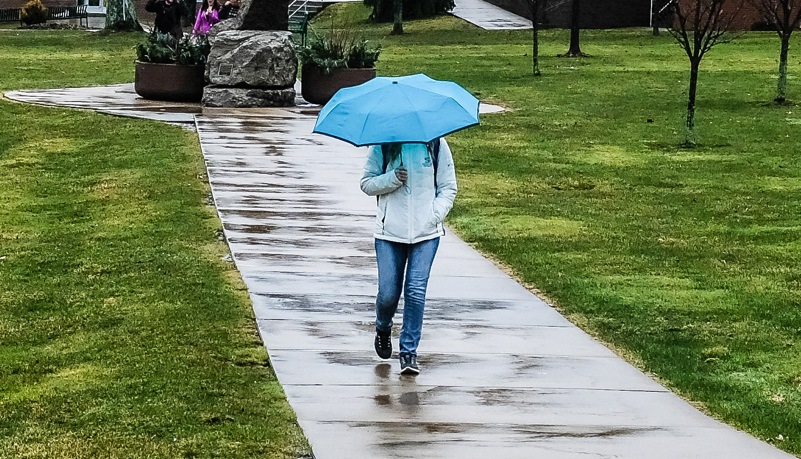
[360,138,457,375]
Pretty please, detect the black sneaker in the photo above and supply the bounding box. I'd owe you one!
[399,354,420,375]
[374,329,392,359]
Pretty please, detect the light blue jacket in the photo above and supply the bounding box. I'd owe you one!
[360,139,458,244]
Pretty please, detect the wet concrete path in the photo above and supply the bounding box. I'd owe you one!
[5,84,795,458]
[451,0,532,30]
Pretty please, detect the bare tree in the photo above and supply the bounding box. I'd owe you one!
[526,0,544,75]
[748,0,801,102]
[667,0,743,145]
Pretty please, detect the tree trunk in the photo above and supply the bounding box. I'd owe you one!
[566,0,582,56]
[531,0,541,76]
[532,24,541,76]
[392,0,403,35]
[105,0,142,30]
[776,34,790,103]
[685,59,700,146]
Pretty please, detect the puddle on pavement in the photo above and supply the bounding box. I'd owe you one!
[512,425,663,439]
[424,423,464,434]
[374,363,392,379]
[399,392,420,406]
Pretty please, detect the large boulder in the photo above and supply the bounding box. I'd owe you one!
[202,86,295,107]
[206,18,237,41]
[206,30,297,88]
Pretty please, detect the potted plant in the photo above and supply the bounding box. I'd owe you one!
[134,31,211,102]
[298,24,380,105]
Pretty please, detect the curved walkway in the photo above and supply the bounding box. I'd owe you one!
[5,84,794,459]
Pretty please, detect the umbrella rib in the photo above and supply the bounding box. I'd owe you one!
[359,90,389,145]
[393,85,437,143]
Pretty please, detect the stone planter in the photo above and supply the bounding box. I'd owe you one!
[301,65,376,105]
[134,61,206,103]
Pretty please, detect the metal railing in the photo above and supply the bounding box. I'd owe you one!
[47,5,88,26]
[0,8,21,23]
[288,0,310,20]
[544,0,569,12]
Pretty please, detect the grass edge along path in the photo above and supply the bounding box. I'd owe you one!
[316,3,801,456]
[0,30,311,458]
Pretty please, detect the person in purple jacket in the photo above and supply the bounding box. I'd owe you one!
[192,0,220,36]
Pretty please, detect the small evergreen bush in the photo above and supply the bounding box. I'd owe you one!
[21,0,48,26]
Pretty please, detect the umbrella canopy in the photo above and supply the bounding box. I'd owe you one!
[312,73,480,146]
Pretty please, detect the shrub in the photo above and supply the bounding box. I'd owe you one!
[21,0,48,25]
[363,0,454,22]
[135,31,211,65]
[298,35,380,75]
[298,20,380,75]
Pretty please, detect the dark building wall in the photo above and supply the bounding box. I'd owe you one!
[674,0,764,30]
[483,0,652,28]
[551,0,651,28]
[734,4,766,30]
[482,0,763,30]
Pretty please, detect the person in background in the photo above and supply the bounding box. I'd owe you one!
[145,0,189,39]
[192,0,220,35]
[218,0,240,20]
[359,138,458,376]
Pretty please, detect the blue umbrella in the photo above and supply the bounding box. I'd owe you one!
[312,73,480,146]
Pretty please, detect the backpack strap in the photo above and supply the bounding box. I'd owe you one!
[429,138,440,189]
[381,144,391,174]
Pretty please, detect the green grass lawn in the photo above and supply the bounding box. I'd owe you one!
[0,30,310,458]
[319,3,801,455]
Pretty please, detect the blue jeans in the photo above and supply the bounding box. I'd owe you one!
[374,237,440,357]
